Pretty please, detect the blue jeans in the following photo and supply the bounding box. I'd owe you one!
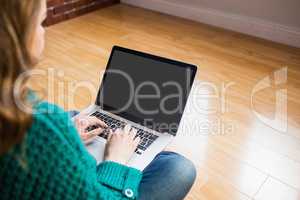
[139,151,196,200]
[69,111,196,199]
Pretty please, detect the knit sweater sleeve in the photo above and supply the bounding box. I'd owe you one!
[97,161,142,199]
[31,102,142,199]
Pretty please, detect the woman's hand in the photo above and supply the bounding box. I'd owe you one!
[74,115,108,143]
[104,125,140,165]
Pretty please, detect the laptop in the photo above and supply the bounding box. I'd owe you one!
[80,46,197,171]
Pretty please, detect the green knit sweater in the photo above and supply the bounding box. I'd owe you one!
[0,101,142,199]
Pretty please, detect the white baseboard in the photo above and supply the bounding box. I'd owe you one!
[121,0,300,48]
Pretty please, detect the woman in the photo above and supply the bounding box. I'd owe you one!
[0,0,196,199]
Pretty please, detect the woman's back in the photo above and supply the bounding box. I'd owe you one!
[0,102,142,199]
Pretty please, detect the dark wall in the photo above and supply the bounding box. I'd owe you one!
[45,0,120,26]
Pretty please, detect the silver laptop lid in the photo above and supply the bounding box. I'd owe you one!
[96,46,197,136]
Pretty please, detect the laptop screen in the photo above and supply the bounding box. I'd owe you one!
[96,46,197,135]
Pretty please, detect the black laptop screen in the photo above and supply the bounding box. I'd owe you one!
[96,47,196,135]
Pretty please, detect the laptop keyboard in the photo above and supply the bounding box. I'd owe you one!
[88,111,159,154]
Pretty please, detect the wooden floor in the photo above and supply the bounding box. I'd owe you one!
[32,4,300,200]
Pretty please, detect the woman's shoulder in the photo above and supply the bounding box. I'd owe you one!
[33,101,67,117]
[32,101,73,132]
[27,101,96,162]
[27,101,80,149]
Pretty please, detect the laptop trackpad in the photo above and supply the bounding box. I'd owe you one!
[85,137,106,164]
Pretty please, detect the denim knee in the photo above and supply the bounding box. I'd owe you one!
[139,152,197,200]
[163,152,197,189]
